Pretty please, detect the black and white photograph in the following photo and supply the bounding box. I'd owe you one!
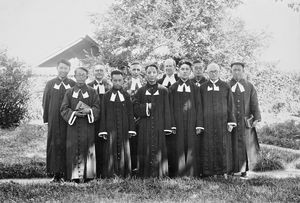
[0,0,300,202]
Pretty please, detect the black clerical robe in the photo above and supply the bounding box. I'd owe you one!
[60,84,100,181]
[190,76,207,87]
[133,83,172,177]
[42,77,76,177]
[229,78,261,172]
[199,80,236,176]
[88,79,111,178]
[157,74,179,88]
[99,88,135,177]
[169,79,202,177]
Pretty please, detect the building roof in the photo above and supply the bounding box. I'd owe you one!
[38,35,99,67]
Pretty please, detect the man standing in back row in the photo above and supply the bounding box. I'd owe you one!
[42,59,76,182]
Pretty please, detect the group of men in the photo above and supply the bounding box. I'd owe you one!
[42,58,261,183]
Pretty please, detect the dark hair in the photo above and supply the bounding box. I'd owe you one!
[193,60,202,64]
[230,62,245,68]
[145,64,158,71]
[130,61,140,66]
[57,59,71,67]
[75,67,88,75]
[178,59,192,68]
[111,70,124,77]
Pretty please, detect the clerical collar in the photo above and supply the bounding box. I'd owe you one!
[75,83,88,90]
[57,76,67,82]
[195,76,204,81]
[95,79,103,84]
[210,79,219,84]
[180,78,189,83]
[146,82,157,88]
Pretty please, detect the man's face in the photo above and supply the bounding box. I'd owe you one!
[146,66,158,83]
[207,66,220,81]
[94,66,105,80]
[193,63,203,77]
[178,64,191,81]
[130,65,141,78]
[231,65,244,81]
[111,74,124,89]
[164,60,175,76]
[57,62,70,78]
[74,69,88,84]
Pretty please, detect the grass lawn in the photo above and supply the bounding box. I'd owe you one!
[1,177,300,202]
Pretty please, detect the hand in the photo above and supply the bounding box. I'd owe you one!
[165,131,172,136]
[252,120,259,128]
[196,128,203,135]
[129,133,136,138]
[74,111,85,117]
[227,124,234,132]
[148,103,152,109]
[103,134,108,140]
[79,108,91,115]
[172,128,176,134]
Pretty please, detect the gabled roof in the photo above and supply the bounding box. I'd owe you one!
[38,35,99,67]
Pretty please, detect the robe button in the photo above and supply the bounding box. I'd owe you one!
[237,100,240,103]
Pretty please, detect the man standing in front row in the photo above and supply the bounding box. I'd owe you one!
[199,63,236,178]
[61,67,100,183]
[88,64,111,178]
[42,59,76,182]
[229,62,261,178]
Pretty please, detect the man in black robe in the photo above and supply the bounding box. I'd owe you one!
[191,60,207,86]
[99,70,136,177]
[169,60,203,177]
[42,59,75,182]
[157,58,179,88]
[229,62,261,178]
[88,65,111,178]
[199,63,236,178]
[133,64,172,178]
[60,67,100,182]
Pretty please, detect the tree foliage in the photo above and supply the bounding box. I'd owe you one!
[0,49,31,128]
[89,0,267,69]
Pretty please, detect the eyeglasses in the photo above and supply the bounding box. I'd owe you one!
[75,74,87,77]
[208,70,219,74]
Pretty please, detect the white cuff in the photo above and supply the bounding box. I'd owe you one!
[171,127,176,130]
[87,109,94,123]
[98,132,108,137]
[128,131,137,136]
[146,103,150,116]
[164,130,172,133]
[68,111,77,125]
[227,122,237,127]
[196,127,204,130]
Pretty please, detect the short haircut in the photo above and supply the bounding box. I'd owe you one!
[111,70,124,77]
[145,64,158,71]
[75,67,89,75]
[164,58,176,67]
[130,61,140,66]
[57,59,71,67]
[230,62,245,68]
[178,59,192,68]
[193,60,202,64]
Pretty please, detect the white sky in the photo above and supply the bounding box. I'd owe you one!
[0,0,299,71]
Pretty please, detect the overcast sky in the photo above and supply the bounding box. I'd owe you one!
[0,0,299,71]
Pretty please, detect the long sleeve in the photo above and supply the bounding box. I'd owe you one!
[60,90,76,125]
[163,89,171,132]
[99,93,107,135]
[42,81,51,123]
[227,86,236,125]
[88,89,101,123]
[133,88,148,118]
[127,96,135,132]
[195,86,203,128]
[168,86,176,128]
[250,84,261,121]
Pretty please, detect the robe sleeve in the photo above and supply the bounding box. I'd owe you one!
[87,89,100,124]
[42,81,51,123]
[227,86,237,126]
[250,84,262,122]
[199,86,205,128]
[168,86,176,129]
[195,86,204,129]
[99,93,107,137]
[163,88,172,133]
[133,88,148,118]
[60,90,77,126]
[126,95,136,135]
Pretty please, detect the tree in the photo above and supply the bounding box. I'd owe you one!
[0,49,31,128]
[89,0,267,70]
